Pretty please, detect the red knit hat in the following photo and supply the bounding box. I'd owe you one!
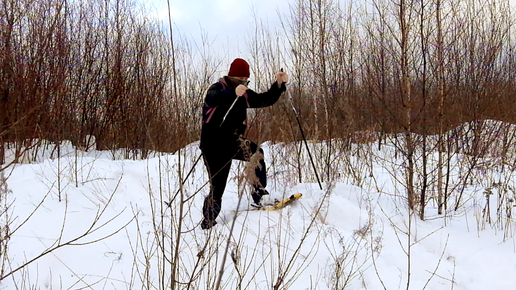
[228,58,250,78]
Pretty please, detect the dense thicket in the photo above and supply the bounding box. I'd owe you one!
[2,0,516,162]
[0,0,217,162]
[3,2,516,288]
[249,0,516,142]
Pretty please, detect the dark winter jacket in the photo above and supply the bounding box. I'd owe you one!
[200,76,286,150]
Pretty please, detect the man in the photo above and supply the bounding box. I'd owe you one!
[199,58,288,229]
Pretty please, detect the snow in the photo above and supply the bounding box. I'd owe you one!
[1,140,515,289]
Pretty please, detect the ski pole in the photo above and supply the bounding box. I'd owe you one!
[221,96,239,126]
[220,80,250,127]
[283,68,323,190]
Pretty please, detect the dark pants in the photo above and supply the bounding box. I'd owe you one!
[201,138,266,223]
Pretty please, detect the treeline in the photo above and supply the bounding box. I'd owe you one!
[2,0,515,154]
[0,0,217,163]
[249,0,516,142]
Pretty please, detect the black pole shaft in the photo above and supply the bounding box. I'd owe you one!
[285,86,323,190]
[292,107,323,190]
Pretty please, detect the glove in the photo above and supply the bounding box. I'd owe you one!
[235,84,248,97]
[275,71,288,88]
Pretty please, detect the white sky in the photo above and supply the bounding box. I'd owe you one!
[142,0,516,75]
[144,0,292,60]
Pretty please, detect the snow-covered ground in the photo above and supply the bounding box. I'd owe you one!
[1,140,515,289]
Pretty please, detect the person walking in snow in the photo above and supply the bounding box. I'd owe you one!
[199,58,288,229]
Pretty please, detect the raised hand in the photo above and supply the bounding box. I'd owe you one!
[235,84,248,96]
[275,71,288,88]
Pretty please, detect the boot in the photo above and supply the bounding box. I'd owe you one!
[200,218,217,230]
[251,187,269,208]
